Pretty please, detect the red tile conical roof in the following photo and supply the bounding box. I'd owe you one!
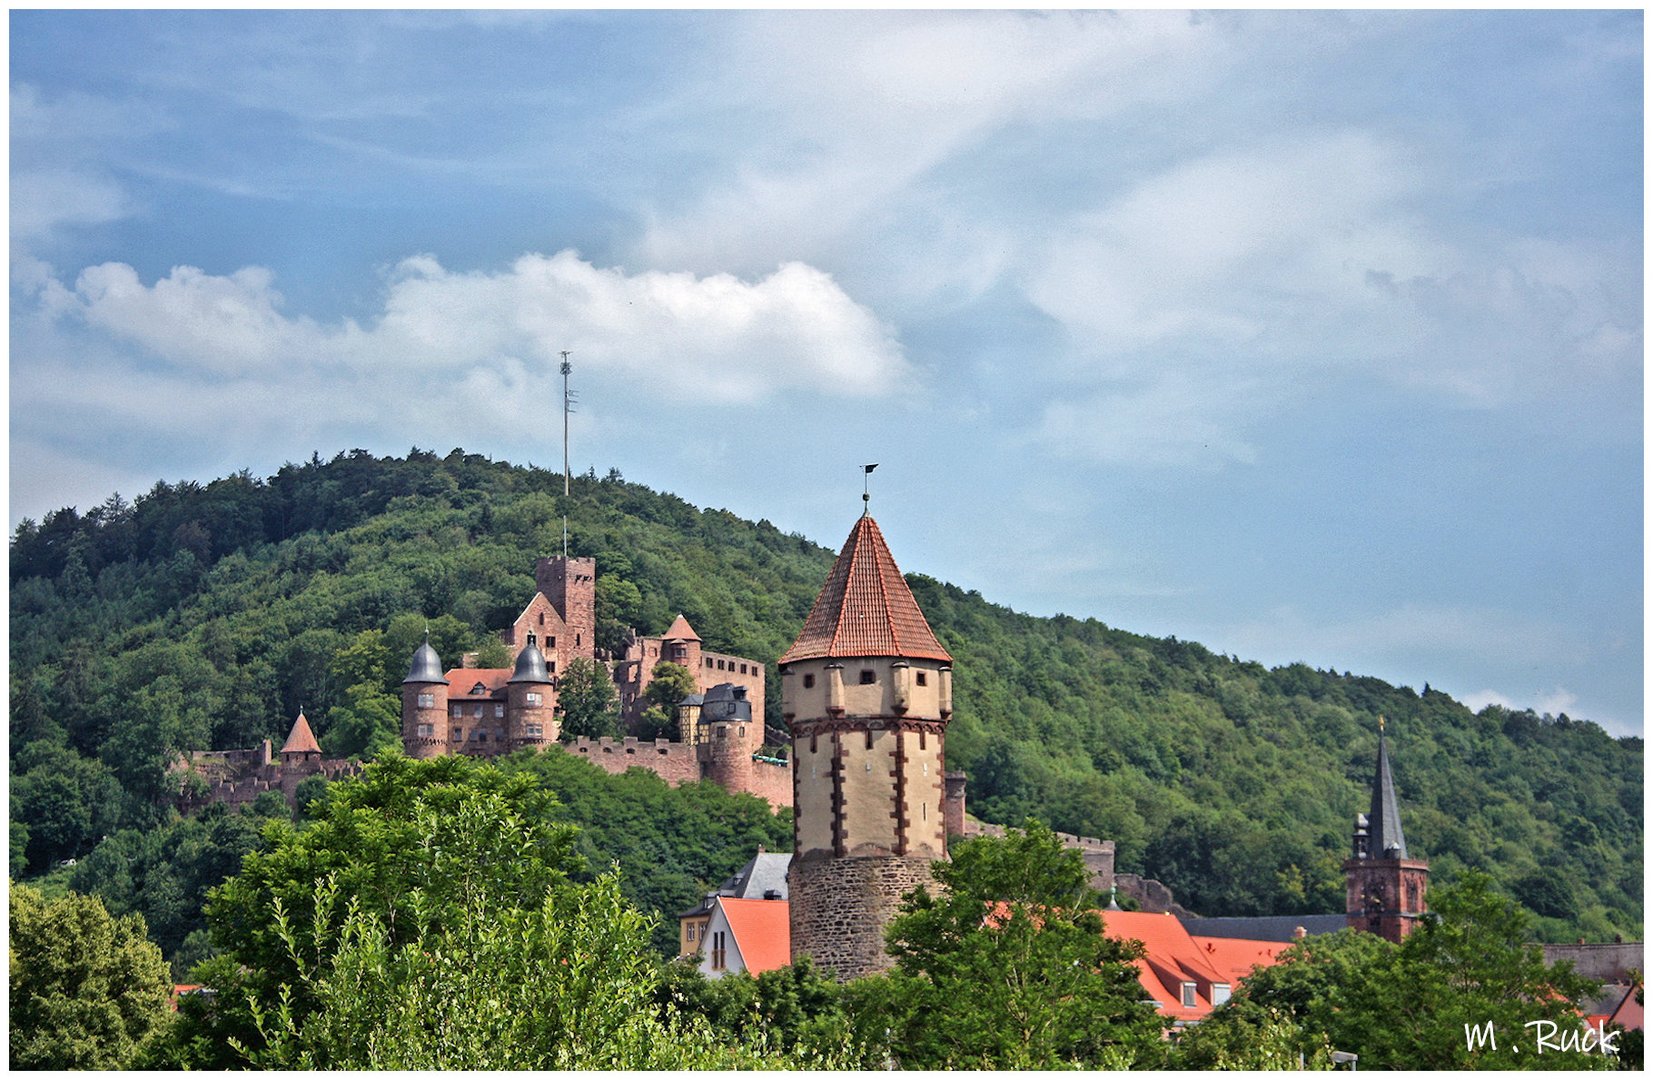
[779,515,952,665]
[281,711,321,756]
[662,614,701,641]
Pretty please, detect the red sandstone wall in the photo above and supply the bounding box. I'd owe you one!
[746,759,793,808]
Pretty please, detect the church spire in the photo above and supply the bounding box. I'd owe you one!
[1366,717,1407,859]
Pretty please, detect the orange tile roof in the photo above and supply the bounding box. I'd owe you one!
[719,897,791,974]
[1190,935,1291,984]
[280,712,321,755]
[779,515,952,664]
[444,668,512,697]
[662,614,701,641]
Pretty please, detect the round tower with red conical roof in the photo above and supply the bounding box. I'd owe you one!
[782,513,954,979]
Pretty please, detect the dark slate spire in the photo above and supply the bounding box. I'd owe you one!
[404,636,446,684]
[508,640,552,685]
[1366,718,1408,859]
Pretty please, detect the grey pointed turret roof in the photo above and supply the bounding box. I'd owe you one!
[403,638,447,684]
[1367,724,1408,859]
[508,640,553,685]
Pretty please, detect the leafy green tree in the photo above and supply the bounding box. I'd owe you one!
[1342,873,1610,1069]
[9,882,174,1069]
[322,681,400,759]
[163,755,581,1065]
[473,637,512,668]
[557,656,621,741]
[661,954,884,1066]
[867,820,1164,1068]
[1225,875,1612,1070]
[242,870,812,1068]
[639,661,698,740]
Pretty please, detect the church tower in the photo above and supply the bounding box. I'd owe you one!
[1345,718,1429,942]
[782,514,954,979]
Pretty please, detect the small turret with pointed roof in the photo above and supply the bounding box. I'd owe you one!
[280,710,321,763]
[508,639,552,685]
[1344,716,1429,943]
[401,635,450,759]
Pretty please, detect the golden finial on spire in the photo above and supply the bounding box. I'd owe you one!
[1378,714,1386,733]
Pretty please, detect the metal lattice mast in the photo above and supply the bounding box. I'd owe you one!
[560,352,574,557]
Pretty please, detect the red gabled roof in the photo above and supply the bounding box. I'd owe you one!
[779,515,951,665]
[1610,984,1644,1032]
[280,712,321,755]
[444,668,512,697]
[719,897,791,974]
[662,614,701,642]
[1191,935,1291,985]
[1103,910,1231,1022]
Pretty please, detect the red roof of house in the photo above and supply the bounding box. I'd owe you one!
[280,712,321,755]
[444,668,512,697]
[779,515,951,665]
[1104,910,1273,1024]
[1191,934,1291,984]
[662,614,701,641]
[719,897,792,975]
[1610,984,1644,1032]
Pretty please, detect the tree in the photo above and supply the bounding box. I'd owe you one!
[241,870,808,1069]
[1224,875,1614,1070]
[557,656,621,741]
[639,661,698,740]
[9,882,174,1069]
[162,755,582,1065]
[868,820,1165,1068]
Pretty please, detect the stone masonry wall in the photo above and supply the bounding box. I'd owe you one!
[562,735,701,785]
[788,854,937,979]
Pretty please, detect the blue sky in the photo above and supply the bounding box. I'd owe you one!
[10,10,1643,735]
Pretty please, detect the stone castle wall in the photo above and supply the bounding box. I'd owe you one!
[788,853,937,979]
[562,735,702,785]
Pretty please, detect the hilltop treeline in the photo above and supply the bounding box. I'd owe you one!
[10,448,1642,947]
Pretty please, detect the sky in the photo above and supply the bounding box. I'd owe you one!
[9,10,1644,736]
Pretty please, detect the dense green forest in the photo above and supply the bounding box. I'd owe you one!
[10,448,1642,958]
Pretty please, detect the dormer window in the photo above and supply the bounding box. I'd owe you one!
[1212,983,1231,1006]
[470,682,488,695]
[1180,982,1198,1008]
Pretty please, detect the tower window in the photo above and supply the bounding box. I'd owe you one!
[417,692,434,708]
[494,704,504,718]
[803,673,815,689]
[916,672,927,686]
[525,692,542,706]
[416,724,433,737]
[527,723,542,738]
[860,670,876,684]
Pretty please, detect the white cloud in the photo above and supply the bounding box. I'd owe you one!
[1459,689,1515,713]
[37,251,909,402]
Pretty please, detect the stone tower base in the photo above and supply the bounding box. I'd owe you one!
[788,853,937,980]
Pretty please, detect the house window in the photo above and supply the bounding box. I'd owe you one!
[739,663,747,674]
[494,704,504,718]
[453,728,463,740]
[526,692,542,706]
[477,732,488,742]
[416,723,433,737]
[548,661,556,673]
[526,631,537,646]
[706,658,714,668]
[916,672,927,686]
[417,692,434,708]
[860,670,876,684]
[452,706,462,718]
[803,673,815,689]
[711,931,727,971]
[547,636,555,648]
[1181,982,1198,1008]
[1213,983,1231,1006]
[473,704,484,718]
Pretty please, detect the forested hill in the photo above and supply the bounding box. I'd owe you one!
[10,448,1642,942]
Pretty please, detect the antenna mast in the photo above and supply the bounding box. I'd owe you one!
[560,352,575,557]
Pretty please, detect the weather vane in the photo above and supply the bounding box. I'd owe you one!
[862,463,878,515]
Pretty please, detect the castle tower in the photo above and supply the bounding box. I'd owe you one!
[401,636,451,759]
[506,639,558,749]
[1345,718,1429,942]
[782,514,954,979]
[280,710,322,767]
[535,556,596,666]
[698,682,755,792]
